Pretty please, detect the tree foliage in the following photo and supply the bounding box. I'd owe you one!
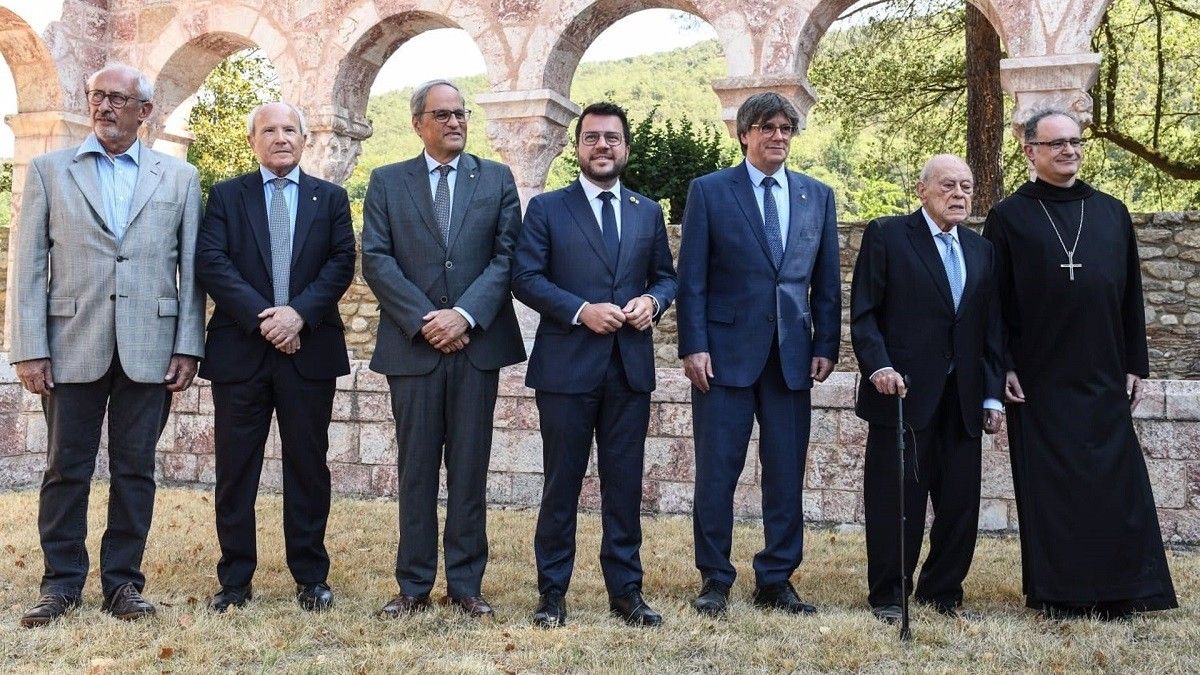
[186,49,280,196]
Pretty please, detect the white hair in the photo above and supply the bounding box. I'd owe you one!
[87,63,154,101]
[245,102,308,136]
[918,154,971,183]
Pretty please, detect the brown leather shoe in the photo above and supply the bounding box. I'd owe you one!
[102,583,156,621]
[20,593,81,628]
[378,593,431,619]
[445,594,494,619]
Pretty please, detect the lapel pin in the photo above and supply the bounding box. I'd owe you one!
[470,173,476,179]
[629,195,639,204]
[312,196,317,201]
[801,194,807,200]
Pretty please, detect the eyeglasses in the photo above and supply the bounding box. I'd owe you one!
[937,180,974,195]
[1027,137,1086,152]
[750,123,795,138]
[86,90,147,109]
[579,131,625,146]
[419,109,471,124]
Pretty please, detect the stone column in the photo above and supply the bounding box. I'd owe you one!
[475,89,580,207]
[4,111,92,349]
[300,107,373,186]
[711,75,818,137]
[475,89,579,347]
[1000,52,1102,138]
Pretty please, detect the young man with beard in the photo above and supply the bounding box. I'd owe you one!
[512,102,678,628]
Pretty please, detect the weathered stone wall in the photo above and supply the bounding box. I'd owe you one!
[2,356,1199,544]
[337,213,1200,378]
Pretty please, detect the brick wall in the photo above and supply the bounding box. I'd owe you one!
[2,356,1199,544]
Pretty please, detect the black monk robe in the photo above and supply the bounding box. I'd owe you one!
[983,178,1176,614]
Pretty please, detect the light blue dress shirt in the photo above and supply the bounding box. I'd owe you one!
[422,152,475,328]
[260,165,300,237]
[921,208,966,286]
[76,134,140,241]
[744,160,790,250]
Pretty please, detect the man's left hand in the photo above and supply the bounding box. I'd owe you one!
[259,305,305,346]
[1127,373,1144,412]
[621,296,656,331]
[983,409,1003,435]
[164,355,199,392]
[810,357,834,383]
[421,309,469,350]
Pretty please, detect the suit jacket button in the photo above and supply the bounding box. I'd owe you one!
[109,294,116,301]
[440,296,449,304]
[445,260,453,269]
[116,256,127,262]
[767,314,776,322]
[944,351,953,359]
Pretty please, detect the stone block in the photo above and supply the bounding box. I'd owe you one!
[23,413,46,455]
[643,437,694,481]
[155,417,176,454]
[336,361,359,391]
[977,499,1010,531]
[812,372,856,409]
[21,389,42,413]
[175,414,215,455]
[837,410,867,447]
[806,443,863,491]
[330,462,372,495]
[492,396,540,430]
[486,471,512,504]
[732,483,763,518]
[1164,380,1200,420]
[356,392,392,421]
[510,472,544,508]
[264,422,281,459]
[158,453,197,483]
[197,385,214,415]
[172,385,199,414]
[358,421,396,465]
[980,451,1015,499]
[196,454,216,485]
[0,453,45,489]
[327,421,358,463]
[803,490,822,521]
[809,409,838,445]
[640,480,661,512]
[739,449,758,485]
[653,402,693,437]
[651,370,692,403]
[821,490,858,523]
[0,383,24,413]
[498,366,532,398]
[1134,379,1167,419]
[489,429,543,473]
[370,464,398,498]
[261,459,283,491]
[1188,461,1200,508]
[656,481,692,515]
[579,476,601,511]
[355,368,389,392]
[1146,459,1187,508]
[0,414,26,457]
[331,390,354,421]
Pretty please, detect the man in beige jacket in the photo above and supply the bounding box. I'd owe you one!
[9,64,205,627]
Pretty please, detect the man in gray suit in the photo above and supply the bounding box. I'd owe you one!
[10,64,205,627]
[362,79,525,620]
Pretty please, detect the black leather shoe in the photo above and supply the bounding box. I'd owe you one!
[693,578,730,617]
[20,593,81,628]
[609,590,663,627]
[102,583,156,621]
[297,582,334,611]
[872,604,903,624]
[210,585,253,613]
[379,593,432,619]
[532,592,567,628]
[752,581,817,615]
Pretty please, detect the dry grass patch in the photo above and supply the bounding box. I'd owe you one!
[0,485,1196,673]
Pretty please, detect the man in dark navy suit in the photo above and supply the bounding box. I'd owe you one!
[196,102,355,613]
[851,154,1004,623]
[512,102,677,628]
[677,92,841,617]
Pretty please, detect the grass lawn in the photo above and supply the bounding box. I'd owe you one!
[0,485,1196,673]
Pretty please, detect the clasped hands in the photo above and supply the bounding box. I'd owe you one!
[580,297,656,335]
[422,309,470,353]
[259,305,304,354]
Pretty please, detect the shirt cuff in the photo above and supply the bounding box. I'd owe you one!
[453,307,476,329]
[868,367,894,381]
[640,294,661,318]
[572,302,588,326]
[982,398,1003,411]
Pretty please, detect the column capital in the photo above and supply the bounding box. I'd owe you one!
[476,90,581,206]
[711,76,818,137]
[300,106,373,185]
[1000,52,1102,138]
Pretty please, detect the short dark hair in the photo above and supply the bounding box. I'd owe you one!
[1022,109,1081,143]
[574,102,631,146]
[735,92,800,154]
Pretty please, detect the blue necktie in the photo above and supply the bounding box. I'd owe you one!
[937,232,964,310]
[599,191,619,265]
[760,176,784,267]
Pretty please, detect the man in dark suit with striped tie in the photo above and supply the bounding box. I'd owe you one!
[197,102,356,613]
[513,102,677,628]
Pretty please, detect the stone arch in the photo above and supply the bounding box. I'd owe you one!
[0,7,66,112]
[540,0,738,95]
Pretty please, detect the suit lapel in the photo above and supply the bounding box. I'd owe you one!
[291,171,318,265]
[66,154,114,237]
[958,229,983,315]
[730,164,778,271]
[615,187,641,279]
[124,148,163,231]
[240,172,274,275]
[402,154,444,250]
[906,210,955,312]
[447,154,479,252]
[565,181,614,274]
[783,170,810,262]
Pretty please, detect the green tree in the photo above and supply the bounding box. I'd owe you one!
[186,49,279,197]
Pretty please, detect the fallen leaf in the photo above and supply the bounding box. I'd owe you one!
[86,658,117,674]
[4,544,15,554]
[158,647,175,660]
[14,559,25,568]
[505,643,515,652]
[818,626,831,634]
[1094,651,1108,667]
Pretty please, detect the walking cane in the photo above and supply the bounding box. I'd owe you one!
[897,374,912,641]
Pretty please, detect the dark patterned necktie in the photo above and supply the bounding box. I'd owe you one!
[268,177,291,306]
[433,164,452,245]
[760,176,784,267]
[599,191,619,264]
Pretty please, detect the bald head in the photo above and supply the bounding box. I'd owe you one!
[916,154,974,231]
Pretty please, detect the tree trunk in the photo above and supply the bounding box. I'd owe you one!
[965,3,1004,215]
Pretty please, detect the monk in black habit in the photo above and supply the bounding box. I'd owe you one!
[983,110,1176,620]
